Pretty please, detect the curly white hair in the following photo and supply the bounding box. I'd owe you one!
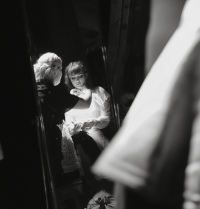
[33,52,62,82]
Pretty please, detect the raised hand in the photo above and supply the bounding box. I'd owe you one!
[82,119,99,131]
[70,89,82,96]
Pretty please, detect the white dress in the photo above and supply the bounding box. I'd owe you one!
[64,86,111,150]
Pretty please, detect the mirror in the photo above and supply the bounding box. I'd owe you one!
[21,0,118,208]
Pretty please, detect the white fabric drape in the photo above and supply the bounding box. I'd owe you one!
[92,0,200,208]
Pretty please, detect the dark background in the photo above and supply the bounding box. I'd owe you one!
[1,1,46,209]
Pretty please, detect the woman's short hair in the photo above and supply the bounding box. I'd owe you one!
[65,61,87,90]
[33,52,62,82]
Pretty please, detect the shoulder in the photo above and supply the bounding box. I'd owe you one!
[93,86,110,102]
[93,86,109,95]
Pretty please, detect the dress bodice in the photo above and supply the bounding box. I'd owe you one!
[65,86,110,125]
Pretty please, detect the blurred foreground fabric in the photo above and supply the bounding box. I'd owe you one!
[92,0,200,208]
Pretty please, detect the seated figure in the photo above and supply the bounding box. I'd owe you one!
[62,61,111,184]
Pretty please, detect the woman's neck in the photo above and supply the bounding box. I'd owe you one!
[78,85,87,90]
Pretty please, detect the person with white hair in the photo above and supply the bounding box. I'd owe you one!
[33,52,81,189]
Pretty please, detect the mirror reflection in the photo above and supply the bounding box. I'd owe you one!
[21,0,118,208]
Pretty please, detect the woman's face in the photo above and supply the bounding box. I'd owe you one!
[70,72,87,89]
[51,61,62,86]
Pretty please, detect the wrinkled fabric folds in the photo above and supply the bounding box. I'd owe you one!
[92,0,200,208]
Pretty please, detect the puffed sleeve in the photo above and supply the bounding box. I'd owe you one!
[94,86,111,129]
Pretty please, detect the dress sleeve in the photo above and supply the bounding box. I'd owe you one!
[94,86,111,129]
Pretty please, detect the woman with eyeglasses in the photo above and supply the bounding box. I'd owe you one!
[33,52,81,189]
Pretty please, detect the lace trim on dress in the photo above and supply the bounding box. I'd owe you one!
[60,124,80,173]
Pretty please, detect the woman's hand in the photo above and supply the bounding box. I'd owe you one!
[70,88,91,101]
[82,119,99,131]
[70,89,82,96]
[68,121,82,135]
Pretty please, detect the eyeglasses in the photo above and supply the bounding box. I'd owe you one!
[51,64,62,71]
